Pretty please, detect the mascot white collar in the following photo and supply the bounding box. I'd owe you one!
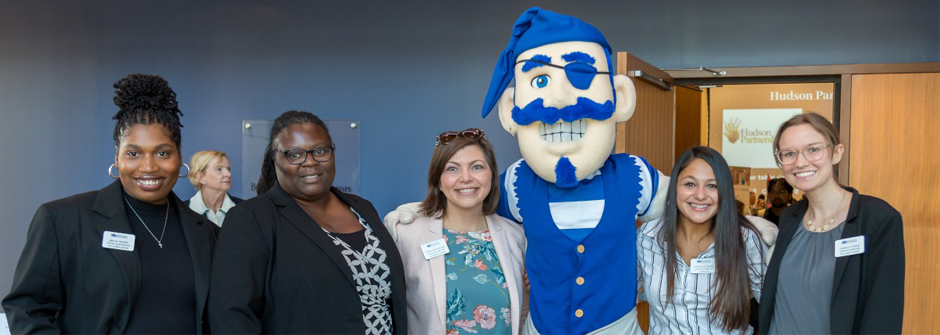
[481,7,636,188]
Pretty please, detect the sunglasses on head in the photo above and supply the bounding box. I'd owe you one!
[436,128,486,146]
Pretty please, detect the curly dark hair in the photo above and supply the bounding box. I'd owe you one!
[111,74,184,148]
[256,110,331,195]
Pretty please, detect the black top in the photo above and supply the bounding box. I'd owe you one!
[333,229,368,252]
[762,207,781,225]
[760,187,905,335]
[2,181,219,335]
[123,193,197,334]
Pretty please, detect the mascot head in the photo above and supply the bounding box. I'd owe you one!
[482,7,637,188]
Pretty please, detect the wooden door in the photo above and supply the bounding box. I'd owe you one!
[615,52,677,334]
[848,73,940,335]
[616,52,677,173]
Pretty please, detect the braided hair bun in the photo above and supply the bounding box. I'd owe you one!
[111,74,184,147]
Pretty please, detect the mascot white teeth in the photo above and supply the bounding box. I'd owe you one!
[387,7,669,335]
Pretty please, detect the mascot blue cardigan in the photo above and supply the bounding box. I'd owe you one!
[387,8,668,335]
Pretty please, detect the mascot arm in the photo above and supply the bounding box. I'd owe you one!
[638,172,669,223]
[745,215,779,263]
[382,202,422,241]
[496,170,523,224]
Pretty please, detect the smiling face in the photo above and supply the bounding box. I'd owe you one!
[676,158,719,227]
[198,156,232,193]
[440,145,493,215]
[767,181,791,208]
[497,41,635,187]
[776,124,843,193]
[274,123,335,202]
[115,124,182,205]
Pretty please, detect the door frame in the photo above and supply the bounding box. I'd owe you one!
[664,62,940,184]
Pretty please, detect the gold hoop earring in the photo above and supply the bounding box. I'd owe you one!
[108,164,119,179]
[179,163,191,178]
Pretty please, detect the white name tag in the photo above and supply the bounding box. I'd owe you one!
[421,238,450,260]
[690,258,715,274]
[835,235,865,257]
[102,231,135,252]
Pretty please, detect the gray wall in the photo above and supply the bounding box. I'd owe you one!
[1,0,936,295]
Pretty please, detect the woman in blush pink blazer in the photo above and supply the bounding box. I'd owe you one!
[394,129,527,335]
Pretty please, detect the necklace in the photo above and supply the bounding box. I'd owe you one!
[442,215,487,233]
[319,207,370,259]
[124,196,169,248]
[806,190,846,232]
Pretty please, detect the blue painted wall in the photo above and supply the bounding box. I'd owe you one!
[1,0,936,294]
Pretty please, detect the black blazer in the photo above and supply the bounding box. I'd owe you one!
[2,180,219,334]
[208,183,408,334]
[760,187,905,334]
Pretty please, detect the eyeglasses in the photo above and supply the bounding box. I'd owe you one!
[436,128,485,146]
[775,144,833,165]
[281,145,335,165]
[514,59,610,90]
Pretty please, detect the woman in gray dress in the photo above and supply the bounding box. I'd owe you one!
[759,112,904,334]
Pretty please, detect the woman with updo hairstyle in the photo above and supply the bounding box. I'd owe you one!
[209,110,407,335]
[186,150,243,226]
[759,112,904,334]
[2,74,219,334]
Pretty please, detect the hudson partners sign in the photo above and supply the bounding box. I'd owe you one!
[722,109,802,168]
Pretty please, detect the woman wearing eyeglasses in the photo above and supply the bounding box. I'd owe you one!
[208,111,407,335]
[3,74,219,334]
[394,128,527,335]
[760,112,904,334]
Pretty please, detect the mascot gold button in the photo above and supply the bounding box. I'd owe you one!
[577,245,585,253]
[575,309,584,317]
[576,277,585,285]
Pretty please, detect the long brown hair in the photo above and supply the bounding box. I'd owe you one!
[659,146,762,332]
[419,135,500,218]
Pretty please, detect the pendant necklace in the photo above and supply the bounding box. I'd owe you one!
[806,190,846,233]
[124,196,169,248]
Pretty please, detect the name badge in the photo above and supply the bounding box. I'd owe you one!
[835,235,865,257]
[421,238,450,260]
[690,258,715,274]
[102,231,135,252]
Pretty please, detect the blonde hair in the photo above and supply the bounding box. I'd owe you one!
[189,150,228,190]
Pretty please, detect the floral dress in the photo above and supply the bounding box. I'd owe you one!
[443,229,511,335]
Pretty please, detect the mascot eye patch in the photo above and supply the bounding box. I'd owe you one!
[514,59,609,90]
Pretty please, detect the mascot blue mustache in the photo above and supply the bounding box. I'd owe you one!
[387,7,669,335]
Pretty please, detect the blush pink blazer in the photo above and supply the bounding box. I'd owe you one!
[395,214,527,335]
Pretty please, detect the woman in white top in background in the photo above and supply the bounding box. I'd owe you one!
[637,146,775,335]
[187,150,243,226]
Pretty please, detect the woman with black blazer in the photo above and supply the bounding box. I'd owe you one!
[759,112,904,334]
[2,74,219,334]
[208,110,407,335]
